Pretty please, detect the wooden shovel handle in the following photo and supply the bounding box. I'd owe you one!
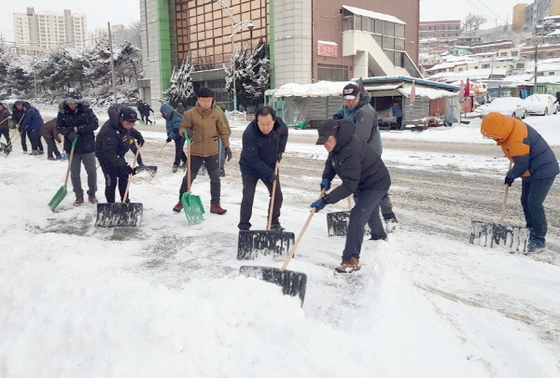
[266,161,279,230]
[63,138,78,187]
[281,190,325,270]
[186,134,192,192]
[499,161,513,223]
[122,145,141,203]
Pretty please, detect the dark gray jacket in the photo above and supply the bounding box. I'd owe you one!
[322,119,390,204]
[334,90,382,155]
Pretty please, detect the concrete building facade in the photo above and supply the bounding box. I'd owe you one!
[419,20,461,40]
[13,7,88,49]
[139,0,421,109]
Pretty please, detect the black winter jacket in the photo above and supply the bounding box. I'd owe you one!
[322,119,390,204]
[95,107,131,172]
[56,101,99,154]
[239,116,288,180]
[11,104,25,127]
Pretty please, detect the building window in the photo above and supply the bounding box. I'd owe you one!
[549,71,555,75]
[317,64,349,81]
[547,51,556,57]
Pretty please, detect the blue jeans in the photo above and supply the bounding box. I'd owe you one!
[521,176,556,240]
[343,188,388,261]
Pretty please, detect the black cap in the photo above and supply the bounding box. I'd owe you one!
[316,119,339,145]
[197,88,214,98]
[119,107,138,122]
[342,83,360,100]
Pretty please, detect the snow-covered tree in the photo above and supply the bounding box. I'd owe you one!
[240,41,270,108]
[164,58,195,107]
[225,42,270,109]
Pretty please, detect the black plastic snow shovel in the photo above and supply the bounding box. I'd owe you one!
[237,162,295,260]
[470,162,529,252]
[239,191,324,306]
[2,123,23,157]
[48,137,78,211]
[327,197,358,236]
[181,133,204,225]
[95,148,143,227]
[135,165,158,177]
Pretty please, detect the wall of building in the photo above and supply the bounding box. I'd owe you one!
[310,0,419,82]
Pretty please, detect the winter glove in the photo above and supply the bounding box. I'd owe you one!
[277,152,283,162]
[268,174,278,183]
[137,137,145,147]
[504,176,515,187]
[320,178,331,191]
[166,138,172,143]
[184,129,193,139]
[124,165,137,176]
[310,197,328,213]
[333,113,343,120]
[225,147,232,162]
[67,131,78,141]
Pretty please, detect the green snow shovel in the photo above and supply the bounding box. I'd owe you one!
[181,132,204,225]
[48,137,78,211]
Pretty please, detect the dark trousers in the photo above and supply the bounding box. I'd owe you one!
[173,137,187,166]
[380,192,394,218]
[0,128,9,144]
[239,175,283,230]
[396,117,403,130]
[99,162,129,203]
[20,129,29,152]
[45,138,60,158]
[129,143,143,165]
[343,188,388,261]
[521,176,556,240]
[179,154,220,204]
[28,129,41,152]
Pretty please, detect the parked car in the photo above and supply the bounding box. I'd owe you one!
[523,94,557,116]
[479,97,527,119]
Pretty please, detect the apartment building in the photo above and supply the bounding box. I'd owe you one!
[419,20,461,40]
[139,0,421,109]
[13,7,88,49]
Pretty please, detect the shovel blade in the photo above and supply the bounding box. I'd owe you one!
[95,203,143,227]
[48,186,68,211]
[181,192,204,225]
[136,165,158,177]
[239,265,307,306]
[237,230,295,260]
[0,143,10,157]
[470,220,529,252]
[326,211,351,236]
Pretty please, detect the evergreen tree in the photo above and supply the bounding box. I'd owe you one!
[224,46,248,109]
[164,58,195,107]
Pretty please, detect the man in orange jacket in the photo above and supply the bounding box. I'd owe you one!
[481,112,559,252]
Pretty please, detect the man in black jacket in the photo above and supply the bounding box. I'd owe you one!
[311,119,391,273]
[95,106,138,203]
[238,106,288,231]
[57,93,99,205]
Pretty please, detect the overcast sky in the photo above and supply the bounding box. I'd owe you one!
[0,1,141,42]
[0,0,529,44]
[420,0,524,25]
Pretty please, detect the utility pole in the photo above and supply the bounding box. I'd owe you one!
[108,22,118,103]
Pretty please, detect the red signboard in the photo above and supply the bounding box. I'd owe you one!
[318,41,338,57]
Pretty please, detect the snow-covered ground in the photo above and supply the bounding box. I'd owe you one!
[1,110,559,377]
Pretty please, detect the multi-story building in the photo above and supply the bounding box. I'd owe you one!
[13,7,88,50]
[139,0,421,109]
[419,20,461,40]
[512,4,528,31]
[87,24,126,48]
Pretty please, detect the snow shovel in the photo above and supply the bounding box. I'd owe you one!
[326,197,355,236]
[95,149,143,227]
[237,161,295,260]
[181,133,204,225]
[470,162,530,252]
[239,191,324,306]
[48,137,78,211]
[1,128,22,157]
[135,165,158,177]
